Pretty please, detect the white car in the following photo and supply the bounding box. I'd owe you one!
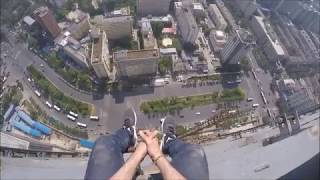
[195,112,201,115]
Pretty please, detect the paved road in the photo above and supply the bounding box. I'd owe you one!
[2,30,278,139]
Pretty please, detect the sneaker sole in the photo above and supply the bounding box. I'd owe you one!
[160,117,166,151]
[132,108,138,147]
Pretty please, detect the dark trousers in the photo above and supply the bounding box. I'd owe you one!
[85,129,209,180]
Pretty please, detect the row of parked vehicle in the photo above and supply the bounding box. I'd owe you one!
[29,76,100,129]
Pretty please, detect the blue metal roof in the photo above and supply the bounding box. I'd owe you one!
[79,139,94,149]
[33,122,52,135]
[13,121,42,137]
[3,104,15,121]
[17,111,35,126]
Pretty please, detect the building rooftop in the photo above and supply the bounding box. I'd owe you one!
[33,6,50,17]
[237,29,255,44]
[114,49,159,61]
[92,15,132,23]
[66,9,88,23]
[23,16,35,26]
[91,31,105,64]
[254,16,285,55]
[193,3,204,10]
[1,112,319,179]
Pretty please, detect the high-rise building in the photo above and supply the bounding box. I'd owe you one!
[220,29,254,65]
[140,19,157,49]
[90,30,111,78]
[215,0,238,30]
[235,0,257,18]
[114,49,160,78]
[250,16,286,62]
[175,3,199,44]
[91,15,133,40]
[66,9,91,40]
[137,0,171,17]
[208,4,227,31]
[32,6,61,38]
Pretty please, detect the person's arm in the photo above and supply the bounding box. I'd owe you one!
[153,153,186,180]
[139,130,186,180]
[109,142,147,180]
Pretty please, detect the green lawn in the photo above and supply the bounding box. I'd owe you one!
[140,88,245,113]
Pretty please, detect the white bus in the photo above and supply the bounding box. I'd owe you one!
[252,104,260,108]
[45,101,52,108]
[69,111,78,118]
[228,110,237,114]
[247,98,254,102]
[67,115,76,121]
[77,122,87,128]
[34,90,41,97]
[53,105,61,112]
[90,116,99,121]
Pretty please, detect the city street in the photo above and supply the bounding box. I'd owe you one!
[2,29,278,138]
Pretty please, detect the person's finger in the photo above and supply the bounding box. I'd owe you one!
[139,130,148,141]
[150,130,158,139]
[144,130,152,137]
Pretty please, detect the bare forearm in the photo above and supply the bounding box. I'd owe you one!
[155,155,186,180]
[110,144,146,180]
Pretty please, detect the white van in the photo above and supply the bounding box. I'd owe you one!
[45,101,52,108]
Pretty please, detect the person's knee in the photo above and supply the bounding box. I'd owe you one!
[188,145,206,160]
[92,135,117,154]
[90,135,117,162]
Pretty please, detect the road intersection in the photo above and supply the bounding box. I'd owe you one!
[2,30,278,138]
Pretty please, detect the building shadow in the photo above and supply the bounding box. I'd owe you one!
[279,153,319,180]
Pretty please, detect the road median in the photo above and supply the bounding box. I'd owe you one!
[27,65,93,117]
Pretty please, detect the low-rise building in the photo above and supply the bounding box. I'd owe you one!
[276,78,319,115]
[209,30,227,52]
[208,4,227,31]
[91,15,133,40]
[106,6,131,17]
[114,49,160,78]
[64,44,89,68]
[90,30,111,78]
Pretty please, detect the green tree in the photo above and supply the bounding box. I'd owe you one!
[240,57,251,73]
[158,57,172,76]
[78,74,91,91]
[151,22,165,39]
